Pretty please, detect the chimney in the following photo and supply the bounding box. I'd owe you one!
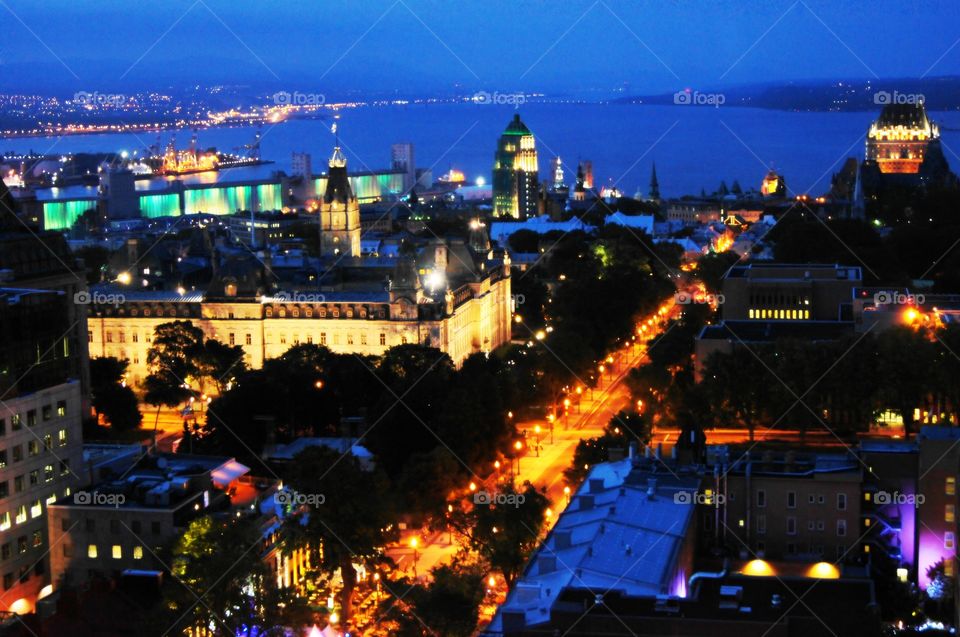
[555,530,572,549]
[589,478,604,494]
[579,495,595,510]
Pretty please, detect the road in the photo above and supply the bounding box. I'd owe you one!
[386,302,676,578]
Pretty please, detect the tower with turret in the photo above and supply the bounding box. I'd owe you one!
[319,141,361,258]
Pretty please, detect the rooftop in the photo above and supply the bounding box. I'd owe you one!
[486,458,700,633]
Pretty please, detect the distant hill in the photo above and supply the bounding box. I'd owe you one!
[618,76,960,112]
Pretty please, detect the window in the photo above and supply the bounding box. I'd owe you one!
[132,333,138,343]
[837,520,847,537]
[817,520,825,531]
[320,333,327,346]
[58,429,67,446]
[948,477,957,496]
[380,333,386,346]
[44,465,53,483]
[837,493,847,511]
[787,492,797,509]
[27,441,38,457]
[26,410,36,427]
[87,544,98,558]
[1,574,10,591]
[245,333,252,345]
[360,334,367,346]
[43,434,52,451]
[807,520,815,531]
[786,517,797,535]
[946,505,955,523]
[946,532,956,551]
[808,494,815,504]
[13,476,22,493]
[0,544,8,561]
[62,544,72,558]
[11,447,21,463]
[10,415,19,432]
[347,334,354,345]
[31,531,41,548]
[0,450,6,470]
[106,332,113,343]
[30,500,41,518]
[757,514,767,535]
[133,546,143,560]
[29,470,38,486]
[60,460,70,476]
[15,506,25,524]
[42,405,52,421]
[229,333,235,345]
[0,513,9,532]
[756,490,766,508]
[57,401,66,417]
[112,545,122,559]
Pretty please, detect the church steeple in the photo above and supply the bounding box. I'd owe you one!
[649,162,660,201]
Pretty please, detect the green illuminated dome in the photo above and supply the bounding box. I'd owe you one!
[503,113,531,136]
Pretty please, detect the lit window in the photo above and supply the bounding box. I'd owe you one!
[947,505,955,523]
[133,546,143,560]
[112,545,122,559]
[0,513,9,531]
[88,544,98,558]
[947,477,956,496]
[837,520,847,537]
[946,532,956,551]
[30,500,41,519]
[15,506,26,524]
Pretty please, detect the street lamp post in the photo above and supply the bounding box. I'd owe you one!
[410,537,420,578]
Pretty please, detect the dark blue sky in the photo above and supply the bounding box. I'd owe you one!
[3,0,959,95]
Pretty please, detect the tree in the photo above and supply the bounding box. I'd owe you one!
[393,561,487,637]
[282,446,397,625]
[197,338,247,395]
[564,410,652,485]
[448,481,549,587]
[89,357,142,431]
[144,321,205,432]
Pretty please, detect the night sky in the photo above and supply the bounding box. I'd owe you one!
[2,0,959,95]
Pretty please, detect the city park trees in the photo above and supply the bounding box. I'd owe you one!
[89,356,142,431]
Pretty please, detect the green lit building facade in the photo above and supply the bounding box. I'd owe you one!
[493,114,539,219]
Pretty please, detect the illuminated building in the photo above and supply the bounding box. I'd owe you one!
[45,452,290,589]
[582,160,594,190]
[551,156,565,190]
[722,263,861,322]
[866,102,939,175]
[87,234,512,383]
[318,143,361,258]
[710,448,862,562]
[760,169,786,197]
[0,192,87,614]
[492,114,539,219]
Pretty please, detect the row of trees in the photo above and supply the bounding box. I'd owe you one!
[630,321,960,440]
